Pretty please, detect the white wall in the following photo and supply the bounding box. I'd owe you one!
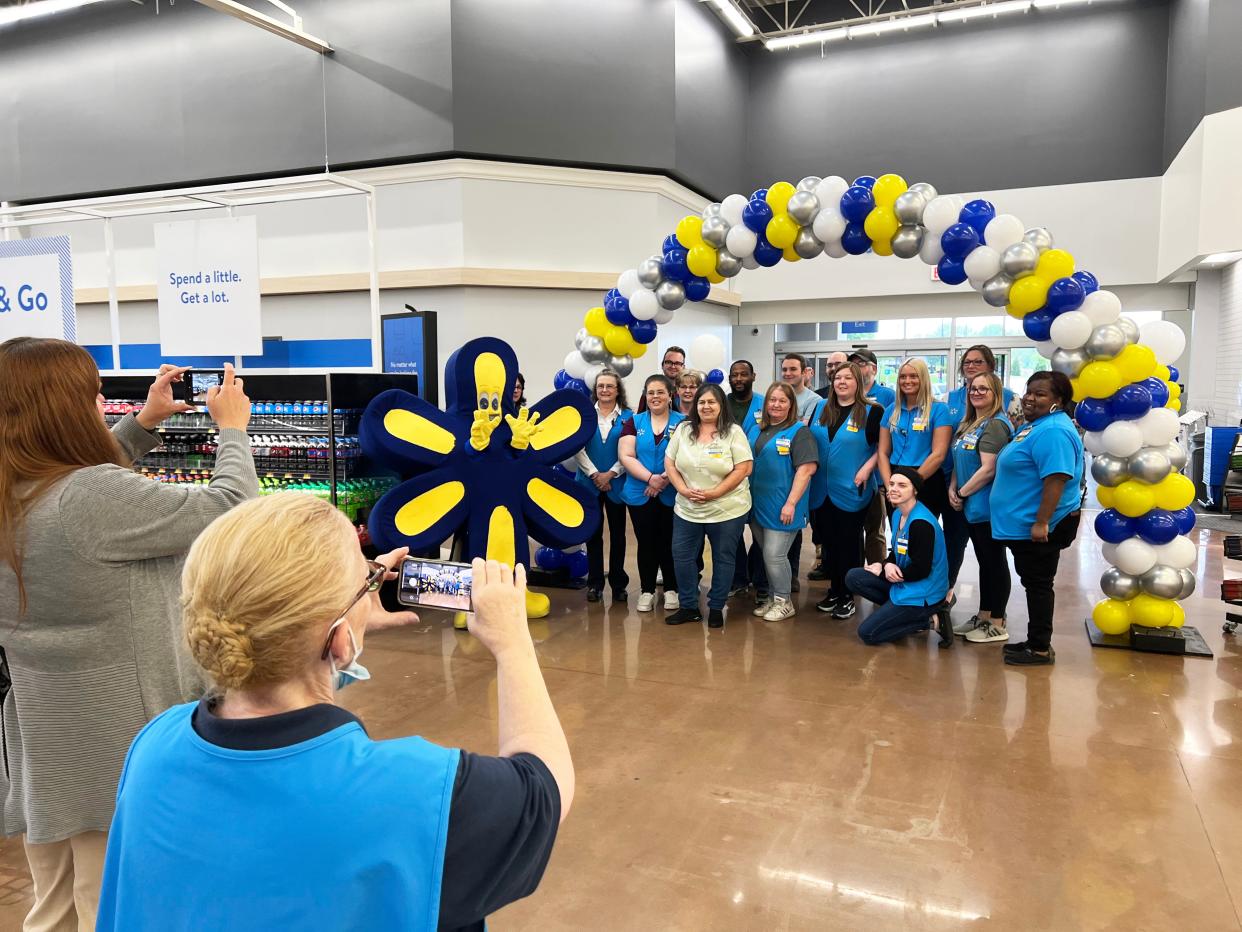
[1212,260,1242,424]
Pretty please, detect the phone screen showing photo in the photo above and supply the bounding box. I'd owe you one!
[190,371,224,404]
[399,559,473,612]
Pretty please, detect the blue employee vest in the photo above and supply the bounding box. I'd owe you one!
[620,410,685,507]
[807,400,877,513]
[575,408,633,504]
[751,423,811,531]
[738,394,764,444]
[950,414,1011,524]
[98,703,458,932]
[889,503,949,607]
[884,400,952,469]
[943,385,1016,476]
[989,411,1084,541]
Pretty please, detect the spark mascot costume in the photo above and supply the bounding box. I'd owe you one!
[362,338,600,621]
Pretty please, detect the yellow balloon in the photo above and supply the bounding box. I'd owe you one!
[766,213,799,249]
[1168,602,1186,628]
[1006,303,1028,320]
[1167,398,1181,410]
[1070,378,1085,402]
[686,244,717,278]
[1130,593,1174,628]
[871,173,908,209]
[1096,485,1116,509]
[603,325,634,357]
[1007,276,1050,316]
[630,341,648,359]
[1154,472,1195,511]
[765,181,796,214]
[1114,344,1157,383]
[782,245,802,263]
[1078,361,1124,399]
[1113,480,1156,518]
[584,306,609,337]
[676,215,704,250]
[706,269,725,284]
[871,237,894,257]
[864,206,901,244]
[1092,598,1132,635]
[1168,382,1182,400]
[1035,248,1075,283]
[1154,365,1171,382]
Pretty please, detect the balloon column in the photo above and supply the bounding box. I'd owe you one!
[560,172,1194,637]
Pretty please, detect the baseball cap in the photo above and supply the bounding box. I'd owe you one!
[848,349,877,365]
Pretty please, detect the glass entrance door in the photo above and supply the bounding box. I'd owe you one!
[876,351,950,399]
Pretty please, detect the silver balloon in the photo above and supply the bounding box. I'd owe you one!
[1083,323,1127,360]
[796,175,822,192]
[1128,447,1172,484]
[715,249,744,278]
[701,202,723,220]
[574,327,591,350]
[891,225,924,259]
[894,191,927,225]
[793,227,824,259]
[1101,567,1142,601]
[908,182,938,201]
[1140,564,1184,600]
[1051,347,1088,378]
[787,191,820,226]
[1001,242,1039,279]
[701,215,730,249]
[1023,227,1054,253]
[1117,316,1140,344]
[608,353,634,377]
[655,279,686,311]
[637,255,664,289]
[1177,568,1197,600]
[1166,441,1188,472]
[1091,453,1131,487]
[579,335,608,363]
[982,273,1014,308]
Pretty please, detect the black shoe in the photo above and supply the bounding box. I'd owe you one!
[832,598,857,620]
[1005,647,1055,666]
[666,608,703,626]
[755,590,770,603]
[612,589,628,603]
[816,594,838,613]
[586,588,602,603]
[708,609,724,629]
[1003,640,1030,654]
[933,607,953,649]
[791,578,801,593]
[807,565,829,581]
[728,585,748,598]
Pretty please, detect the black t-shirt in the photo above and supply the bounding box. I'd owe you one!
[822,403,883,445]
[192,700,560,932]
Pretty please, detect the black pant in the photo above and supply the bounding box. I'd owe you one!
[864,492,887,563]
[943,501,970,588]
[1004,512,1081,652]
[628,500,677,594]
[809,506,821,547]
[587,493,629,592]
[816,496,871,595]
[968,520,1011,618]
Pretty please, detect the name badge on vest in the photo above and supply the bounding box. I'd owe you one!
[846,423,860,433]
[913,421,926,432]
[707,443,725,459]
[897,536,909,556]
[776,437,791,456]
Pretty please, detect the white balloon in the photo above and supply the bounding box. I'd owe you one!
[1138,407,1180,447]
[1139,320,1187,365]
[628,288,659,321]
[919,235,944,266]
[983,214,1024,250]
[823,240,847,259]
[811,208,847,246]
[813,175,849,210]
[720,193,749,227]
[689,334,727,374]
[584,361,606,386]
[923,195,964,236]
[741,253,760,270]
[1154,535,1197,570]
[725,224,758,259]
[654,306,676,324]
[1036,339,1057,359]
[564,350,589,380]
[1080,290,1121,328]
[964,245,1001,283]
[1049,310,1093,349]
[1102,420,1144,458]
[1101,542,1120,566]
[1084,430,1108,455]
[617,269,641,296]
[1115,538,1158,576]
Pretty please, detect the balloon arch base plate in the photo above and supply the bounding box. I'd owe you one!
[1084,620,1213,657]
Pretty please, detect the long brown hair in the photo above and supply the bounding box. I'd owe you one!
[760,381,798,431]
[1,338,125,611]
[956,372,1005,437]
[819,361,875,431]
[591,368,631,412]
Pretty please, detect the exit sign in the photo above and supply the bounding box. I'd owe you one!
[841,320,878,334]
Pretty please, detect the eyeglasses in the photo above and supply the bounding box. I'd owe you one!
[664,360,685,369]
[962,358,987,367]
[968,387,993,395]
[319,560,387,661]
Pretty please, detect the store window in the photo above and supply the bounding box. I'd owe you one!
[905,317,951,340]
[956,316,1006,338]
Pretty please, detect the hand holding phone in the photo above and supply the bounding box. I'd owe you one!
[204,364,251,431]
[397,557,474,613]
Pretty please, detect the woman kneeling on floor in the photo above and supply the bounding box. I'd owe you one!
[846,467,951,647]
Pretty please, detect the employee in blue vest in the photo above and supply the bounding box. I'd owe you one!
[878,357,954,519]
[941,345,1016,605]
[845,468,952,647]
[949,372,1013,644]
[618,374,685,614]
[97,493,572,932]
[850,349,896,571]
[989,370,1084,667]
[727,360,766,596]
[808,362,883,619]
[575,369,633,605]
[749,382,818,623]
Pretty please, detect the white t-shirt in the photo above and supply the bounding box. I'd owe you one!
[665,422,753,523]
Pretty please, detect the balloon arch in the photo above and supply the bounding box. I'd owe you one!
[555,174,1194,637]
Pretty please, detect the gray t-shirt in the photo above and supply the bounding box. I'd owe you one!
[755,424,818,467]
[795,388,820,422]
[978,418,1012,454]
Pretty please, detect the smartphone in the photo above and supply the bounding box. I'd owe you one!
[181,369,226,405]
[397,557,474,613]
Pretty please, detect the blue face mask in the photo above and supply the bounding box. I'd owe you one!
[332,623,370,691]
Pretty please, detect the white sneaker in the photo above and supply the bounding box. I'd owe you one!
[953,614,982,636]
[763,597,796,622]
[752,598,774,617]
[636,592,655,612]
[966,621,1009,644]
[663,591,679,611]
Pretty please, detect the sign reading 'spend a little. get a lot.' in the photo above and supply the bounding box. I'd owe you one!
[0,235,76,343]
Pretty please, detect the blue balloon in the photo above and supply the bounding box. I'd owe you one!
[605,299,635,326]
[566,550,589,579]
[1076,397,1113,432]
[1137,509,1180,545]
[937,255,968,285]
[553,369,571,390]
[566,378,590,396]
[958,199,996,239]
[605,288,620,302]
[839,186,875,223]
[1142,376,1170,407]
[751,188,769,202]
[841,222,872,255]
[706,368,725,385]
[662,234,680,254]
[1023,306,1058,342]
[1095,509,1136,544]
[1045,277,1086,314]
[742,199,773,234]
[1111,383,1153,421]
[1167,365,1180,383]
[1172,506,1196,535]
[661,248,690,283]
[940,223,980,260]
[629,319,657,345]
[752,235,782,268]
[685,276,713,300]
[535,546,565,570]
[852,175,877,190]
[1072,270,1099,294]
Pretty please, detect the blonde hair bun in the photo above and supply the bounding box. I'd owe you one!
[187,612,255,689]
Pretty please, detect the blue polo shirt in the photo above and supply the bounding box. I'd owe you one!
[882,400,954,469]
[989,411,1084,541]
[867,383,896,411]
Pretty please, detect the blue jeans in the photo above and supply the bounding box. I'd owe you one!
[672,514,747,611]
[845,567,935,645]
[751,523,799,600]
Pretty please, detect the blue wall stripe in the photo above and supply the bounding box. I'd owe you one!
[83,344,113,370]
[85,338,372,370]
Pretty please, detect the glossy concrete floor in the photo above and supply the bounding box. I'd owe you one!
[1,516,1241,931]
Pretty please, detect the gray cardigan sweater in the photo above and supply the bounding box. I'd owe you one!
[0,414,258,843]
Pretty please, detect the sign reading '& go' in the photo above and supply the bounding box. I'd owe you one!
[0,235,76,343]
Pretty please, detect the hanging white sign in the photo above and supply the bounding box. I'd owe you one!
[0,235,75,342]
